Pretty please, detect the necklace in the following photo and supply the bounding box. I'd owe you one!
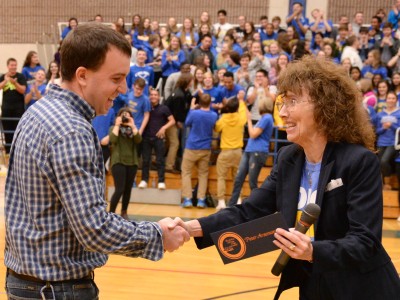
[305,161,321,187]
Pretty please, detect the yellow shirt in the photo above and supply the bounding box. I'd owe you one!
[215,101,247,149]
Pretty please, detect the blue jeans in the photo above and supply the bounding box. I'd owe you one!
[6,271,99,299]
[228,151,268,206]
[142,137,166,182]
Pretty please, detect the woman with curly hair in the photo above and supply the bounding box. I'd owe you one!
[176,56,400,300]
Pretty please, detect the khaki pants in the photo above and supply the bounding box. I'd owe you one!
[181,149,211,199]
[165,125,180,170]
[216,148,242,200]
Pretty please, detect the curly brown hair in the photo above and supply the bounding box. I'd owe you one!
[277,56,375,151]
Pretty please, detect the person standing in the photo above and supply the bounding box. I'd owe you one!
[181,94,218,208]
[139,88,175,189]
[173,56,400,300]
[0,58,27,153]
[4,23,189,300]
[108,108,141,219]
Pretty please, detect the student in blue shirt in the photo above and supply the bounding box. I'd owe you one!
[161,36,186,82]
[286,2,309,40]
[127,78,151,135]
[220,71,244,103]
[21,51,45,82]
[92,107,115,164]
[24,69,47,109]
[126,49,154,96]
[228,96,274,206]
[61,17,78,40]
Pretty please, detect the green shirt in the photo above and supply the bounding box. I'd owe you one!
[109,126,142,168]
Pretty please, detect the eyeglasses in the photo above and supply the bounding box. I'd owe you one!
[275,97,308,112]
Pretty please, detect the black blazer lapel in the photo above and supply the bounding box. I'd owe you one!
[280,149,304,228]
[315,143,336,233]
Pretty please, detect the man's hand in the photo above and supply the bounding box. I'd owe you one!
[156,126,166,138]
[158,217,190,252]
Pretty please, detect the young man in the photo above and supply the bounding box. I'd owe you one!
[286,2,310,40]
[181,94,218,208]
[0,58,27,153]
[126,49,154,96]
[213,9,233,51]
[220,71,244,103]
[4,23,189,299]
[214,93,247,210]
[127,78,151,135]
[139,88,175,190]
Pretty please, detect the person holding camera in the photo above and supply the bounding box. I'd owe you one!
[108,107,142,220]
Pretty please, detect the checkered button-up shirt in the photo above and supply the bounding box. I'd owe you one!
[5,85,164,281]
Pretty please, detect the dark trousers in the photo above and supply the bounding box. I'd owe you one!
[142,137,165,182]
[109,163,137,213]
[2,107,24,154]
[378,146,396,177]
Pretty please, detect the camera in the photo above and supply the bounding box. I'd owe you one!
[122,115,129,123]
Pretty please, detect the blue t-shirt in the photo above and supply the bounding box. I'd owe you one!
[161,50,186,77]
[127,92,151,129]
[25,83,47,109]
[92,108,115,140]
[126,64,155,96]
[245,114,273,153]
[21,65,45,81]
[185,109,218,150]
[287,15,309,40]
[361,65,388,80]
[201,87,223,113]
[375,108,400,146]
[220,84,244,100]
[297,160,321,241]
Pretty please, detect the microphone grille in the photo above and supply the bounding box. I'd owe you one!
[301,203,321,224]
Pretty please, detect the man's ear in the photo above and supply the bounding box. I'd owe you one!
[75,67,88,87]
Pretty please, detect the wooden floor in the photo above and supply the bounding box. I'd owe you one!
[0,176,399,299]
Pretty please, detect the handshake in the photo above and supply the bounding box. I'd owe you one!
[157,217,197,252]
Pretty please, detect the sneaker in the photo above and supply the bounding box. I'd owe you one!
[397,216,400,222]
[196,198,206,208]
[215,200,226,211]
[138,180,147,189]
[182,197,193,208]
[237,197,242,205]
[158,182,166,190]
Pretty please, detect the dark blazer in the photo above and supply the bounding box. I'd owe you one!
[195,142,400,300]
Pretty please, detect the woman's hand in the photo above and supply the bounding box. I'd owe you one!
[273,228,314,262]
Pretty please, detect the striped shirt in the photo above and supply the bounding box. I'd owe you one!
[4,84,164,281]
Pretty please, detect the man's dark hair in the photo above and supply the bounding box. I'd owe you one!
[372,15,382,24]
[201,33,212,41]
[224,97,239,113]
[6,58,17,65]
[60,23,131,81]
[218,9,227,16]
[256,69,269,77]
[260,15,268,21]
[359,26,369,34]
[223,71,234,79]
[180,61,190,70]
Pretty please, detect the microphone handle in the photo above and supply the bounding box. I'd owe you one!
[271,222,311,276]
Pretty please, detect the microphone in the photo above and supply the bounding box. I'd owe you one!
[271,203,321,276]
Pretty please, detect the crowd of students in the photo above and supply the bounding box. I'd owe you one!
[3,3,400,219]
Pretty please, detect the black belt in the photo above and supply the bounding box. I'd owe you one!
[7,268,93,283]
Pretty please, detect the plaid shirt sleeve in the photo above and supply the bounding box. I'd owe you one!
[48,130,164,260]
